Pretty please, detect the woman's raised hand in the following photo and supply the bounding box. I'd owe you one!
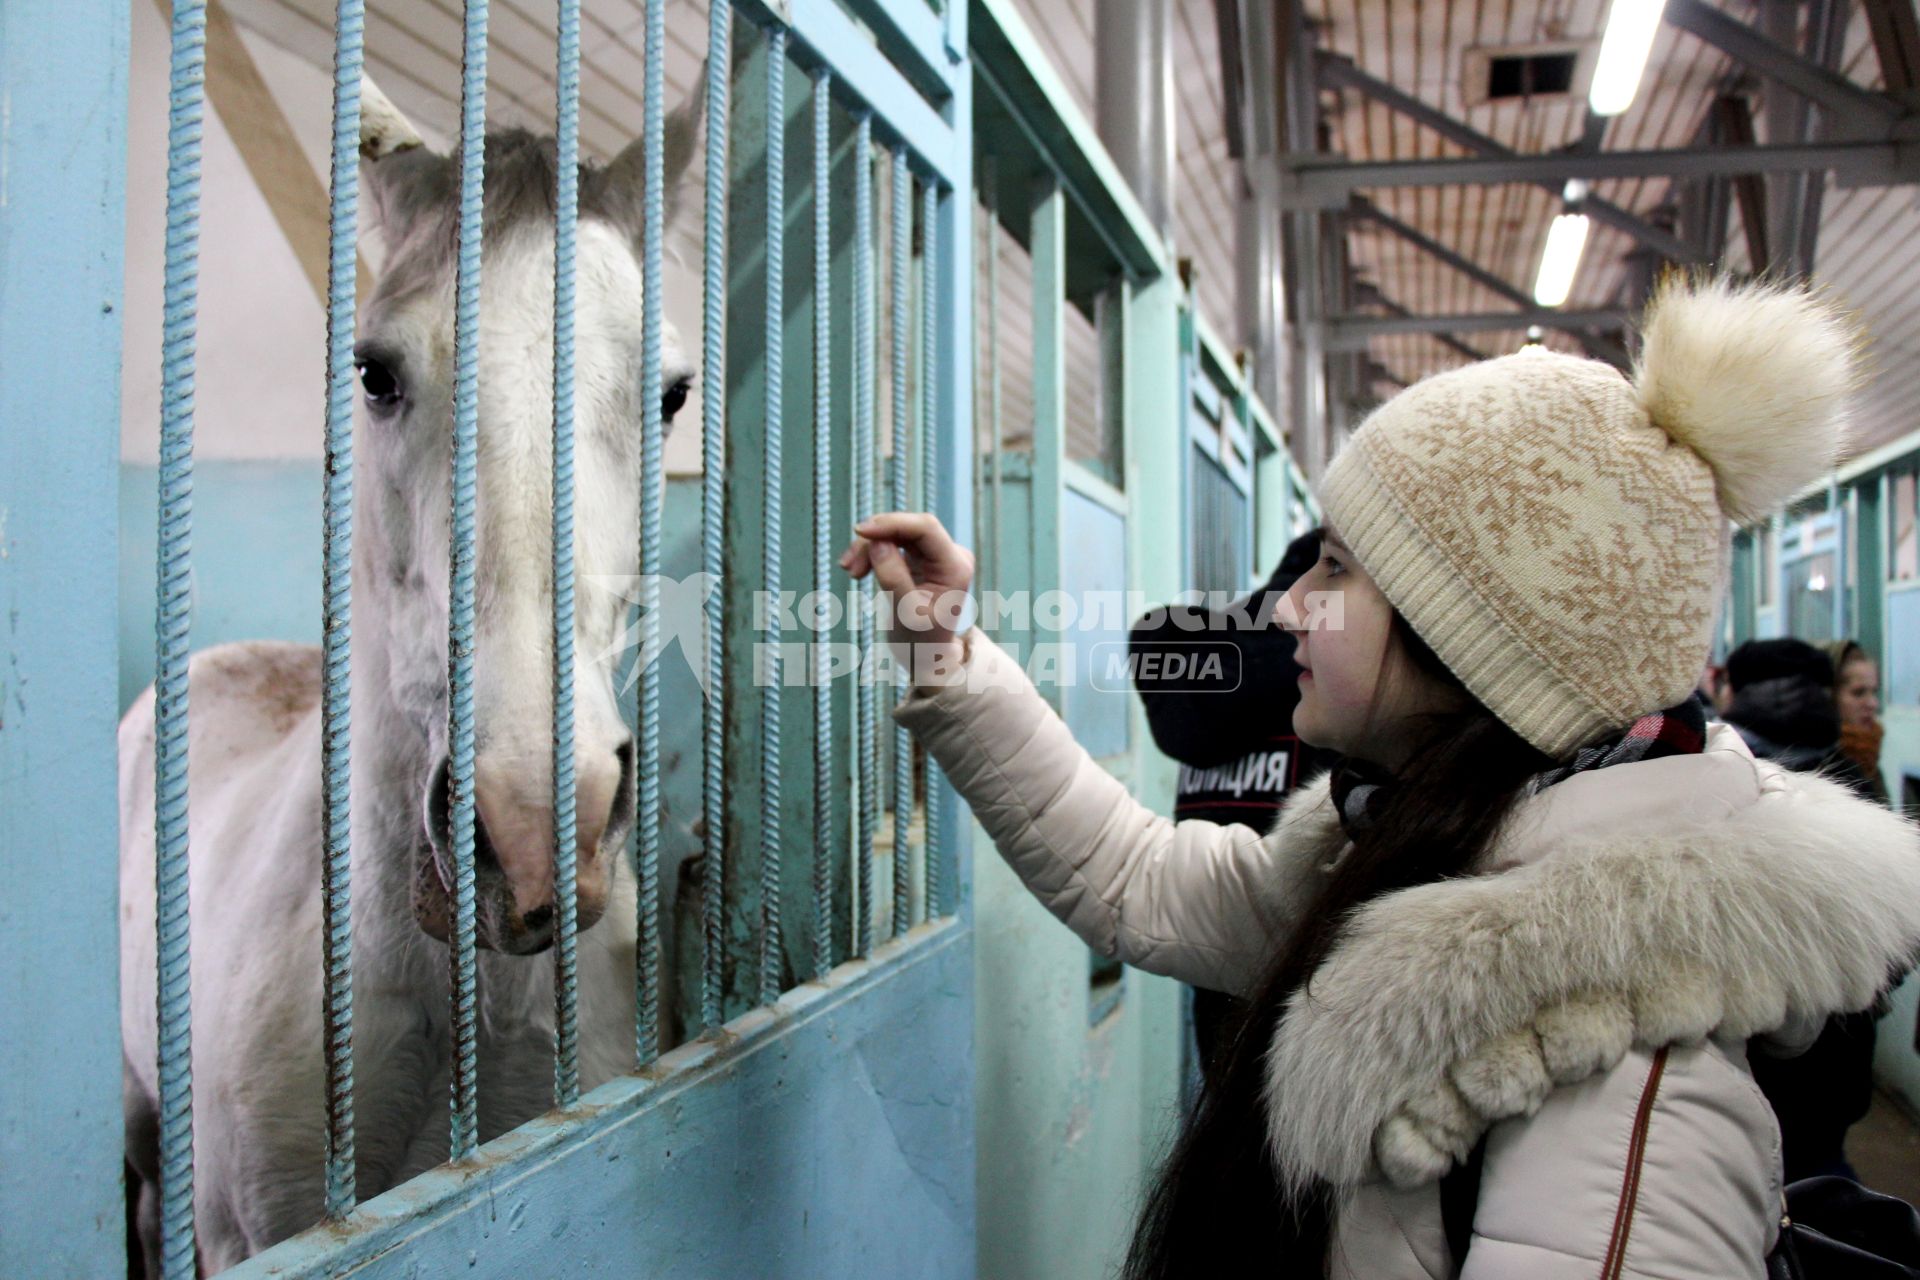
[839,512,975,679]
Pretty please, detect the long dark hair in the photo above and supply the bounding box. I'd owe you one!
[1122,612,1556,1279]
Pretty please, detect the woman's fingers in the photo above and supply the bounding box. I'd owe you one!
[853,512,970,585]
[866,540,919,600]
[839,538,873,578]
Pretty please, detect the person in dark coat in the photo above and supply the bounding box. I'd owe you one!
[1723,637,1885,1181]
[1127,529,1341,1070]
[1721,638,1877,796]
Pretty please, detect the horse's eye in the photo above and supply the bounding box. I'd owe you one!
[662,378,691,422]
[356,357,404,409]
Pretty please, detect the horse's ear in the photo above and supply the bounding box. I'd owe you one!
[358,75,449,247]
[593,66,708,243]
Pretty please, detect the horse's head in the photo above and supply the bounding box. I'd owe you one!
[354,81,701,955]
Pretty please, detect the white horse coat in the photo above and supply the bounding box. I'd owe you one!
[120,82,702,1272]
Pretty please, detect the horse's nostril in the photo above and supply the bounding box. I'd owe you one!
[522,905,553,931]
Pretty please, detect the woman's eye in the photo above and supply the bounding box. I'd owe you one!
[1320,554,1344,575]
[356,357,404,409]
[662,378,691,422]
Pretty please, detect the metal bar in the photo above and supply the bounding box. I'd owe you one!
[551,0,583,1107]
[760,24,787,1008]
[1666,0,1902,132]
[447,0,488,1162]
[1325,307,1627,348]
[1349,196,1531,308]
[700,0,732,1033]
[636,0,666,1062]
[1794,0,1851,276]
[1865,0,1920,96]
[1713,95,1771,270]
[1317,52,1507,157]
[1283,141,1912,206]
[156,0,208,1268]
[1350,195,1627,365]
[985,159,1004,617]
[1316,51,1704,262]
[889,149,912,941]
[853,111,877,958]
[970,54,1166,282]
[731,0,962,187]
[321,0,363,1212]
[919,177,944,922]
[930,56,974,927]
[1350,283,1491,362]
[1030,172,1065,707]
[838,0,953,105]
[1581,196,1698,266]
[810,66,834,982]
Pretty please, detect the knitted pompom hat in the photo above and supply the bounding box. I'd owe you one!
[1317,276,1857,758]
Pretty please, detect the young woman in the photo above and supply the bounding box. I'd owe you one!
[1825,637,1890,807]
[843,277,1920,1278]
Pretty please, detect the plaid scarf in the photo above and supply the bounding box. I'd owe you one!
[1331,695,1710,838]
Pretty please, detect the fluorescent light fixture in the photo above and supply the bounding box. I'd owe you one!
[1534,213,1590,307]
[1589,0,1667,116]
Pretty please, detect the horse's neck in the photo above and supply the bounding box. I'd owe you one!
[345,622,437,949]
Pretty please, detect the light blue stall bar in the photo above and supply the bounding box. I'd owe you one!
[156,2,207,1273]
[701,0,733,1033]
[919,177,944,921]
[637,0,666,1062]
[810,67,835,981]
[759,24,788,1008]
[551,0,583,1107]
[852,110,876,958]
[888,148,912,941]
[447,0,489,1161]
[320,0,364,1216]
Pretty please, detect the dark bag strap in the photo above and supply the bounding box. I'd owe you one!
[1439,1138,1489,1268]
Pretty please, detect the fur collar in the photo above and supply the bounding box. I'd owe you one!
[1261,733,1920,1196]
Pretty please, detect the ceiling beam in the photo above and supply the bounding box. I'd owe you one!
[1349,196,1533,308]
[1349,283,1490,362]
[1324,308,1628,350]
[1711,95,1772,270]
[1316,52,1704,262]
[1282,140,1913,207]
[1665,0,1903,136]
[1864,0,1920,99]
[1348,196,1629,367]
[157,0,373,309]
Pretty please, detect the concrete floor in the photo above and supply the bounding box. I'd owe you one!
[1849,1089,1920,1204]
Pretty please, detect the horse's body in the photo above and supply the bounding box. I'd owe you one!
[118,643,642,1270]
[120,82,701,1273]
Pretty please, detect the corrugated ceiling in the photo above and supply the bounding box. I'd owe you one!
[222,0,1920,457]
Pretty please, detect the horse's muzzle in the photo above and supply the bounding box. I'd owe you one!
[417,742,634,955]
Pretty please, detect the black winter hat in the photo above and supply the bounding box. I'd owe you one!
[1726,638,1837,694]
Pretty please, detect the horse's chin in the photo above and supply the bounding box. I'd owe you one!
[409,850,607,956]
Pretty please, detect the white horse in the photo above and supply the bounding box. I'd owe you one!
[120,82,702,1274]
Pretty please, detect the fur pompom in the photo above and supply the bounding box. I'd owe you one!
[1634,276,1859,523]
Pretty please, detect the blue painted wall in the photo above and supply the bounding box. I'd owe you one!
[0,2,133,1273]
[119,461,323,710]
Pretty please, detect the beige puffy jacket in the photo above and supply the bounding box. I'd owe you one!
[895,630,1920,1280]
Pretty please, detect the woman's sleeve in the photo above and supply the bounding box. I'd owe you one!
[1459,1042,1779,1279]
[893,628,1327,995]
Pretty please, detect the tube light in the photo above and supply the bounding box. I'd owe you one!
[1589,0,1667,116]
[1534,213,1590,308]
